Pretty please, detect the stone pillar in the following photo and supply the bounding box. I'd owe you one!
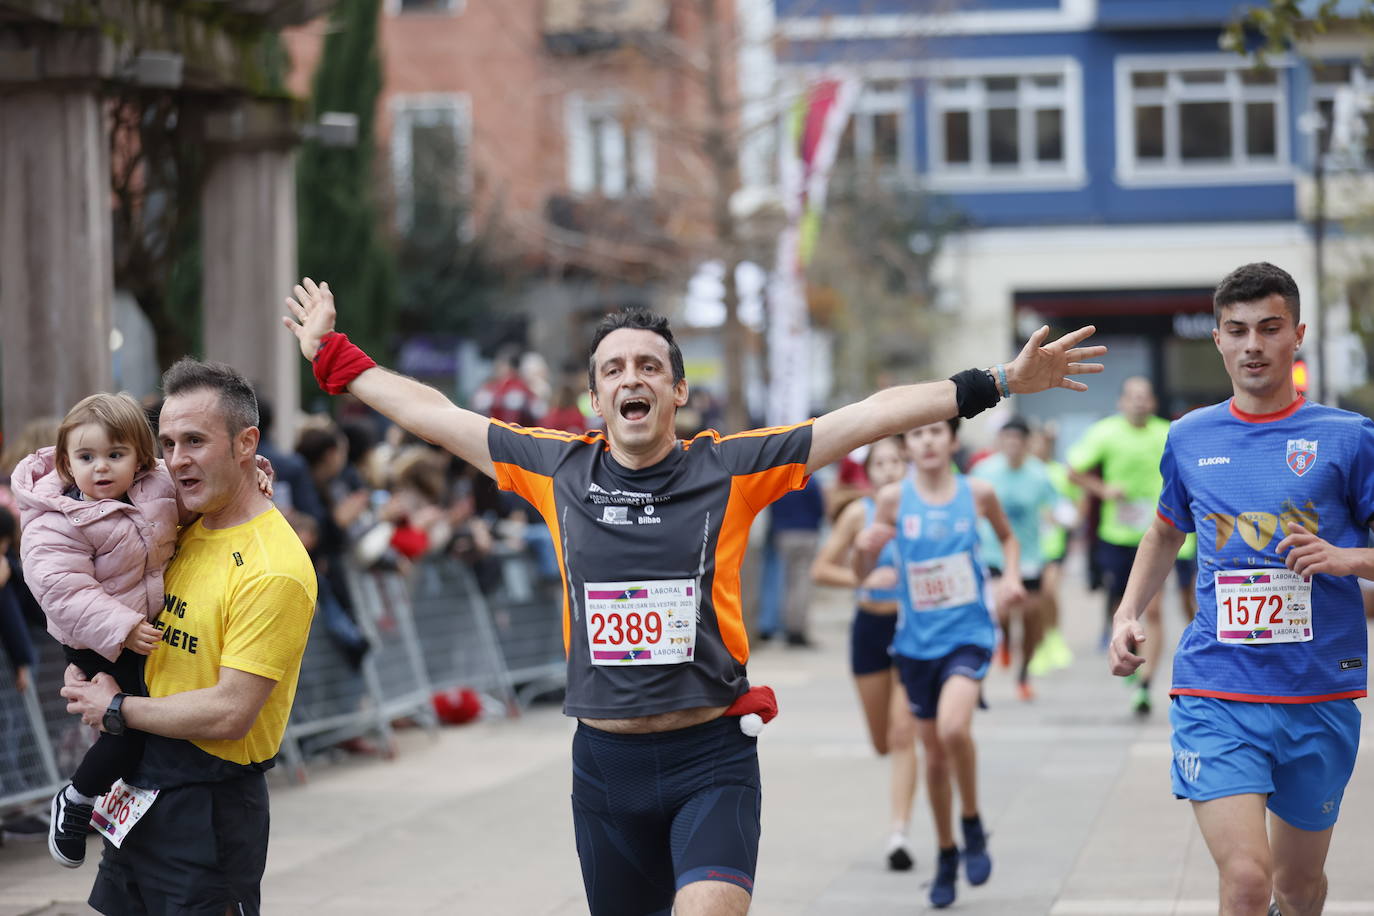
[200,100,301,446]
[0,31,115,446]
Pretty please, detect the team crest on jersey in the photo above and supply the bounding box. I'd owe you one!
[903,515,921,538]
[1286,439,1318,477]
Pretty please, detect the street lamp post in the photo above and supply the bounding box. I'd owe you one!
[1299,108,1328,404]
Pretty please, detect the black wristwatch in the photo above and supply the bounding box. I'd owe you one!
[102,693,127,736]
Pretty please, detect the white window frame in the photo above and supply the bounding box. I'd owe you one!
[385,0,463,16]
[564,91,655,198]
[389,93,472,233]
[840,80,913,174]
[925,56,1084,192]
[1114,53,1293,187]
[1307,61,1374,166]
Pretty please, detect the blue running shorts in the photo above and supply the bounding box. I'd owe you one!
[571,715,761,916]
[894,645,992,720]
[850,608,898,676]
[1170,694,1362,831]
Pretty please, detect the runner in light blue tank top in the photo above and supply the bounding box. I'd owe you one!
[856,418,1026,909]
[811,435,919,872]
[890,476,996,660]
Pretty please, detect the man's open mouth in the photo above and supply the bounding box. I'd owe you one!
[619,398,650,421]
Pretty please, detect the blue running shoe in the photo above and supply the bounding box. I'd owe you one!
[929,846,959,908]
[961,815,992,886]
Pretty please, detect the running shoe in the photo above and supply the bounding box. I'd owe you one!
[1268,904,1281,916]
[1027,641,1057,677]
[48,786,92,868]
[1016,681,1035,702]
[961,816,992,886]
[929,846,960,908]
[996,643,1011,668]
[885,832,914,871]
[1046,627,1074,669]
[1132,686,1151,718]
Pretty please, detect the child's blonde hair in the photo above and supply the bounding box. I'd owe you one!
[54,393,158,484]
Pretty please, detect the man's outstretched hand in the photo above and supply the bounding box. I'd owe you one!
[282,278,337,362]
[1004,325,1106,395]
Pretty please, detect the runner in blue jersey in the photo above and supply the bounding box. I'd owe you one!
[856,418,1025,909]
[811,435,920,871]
[1109,262,1372,916]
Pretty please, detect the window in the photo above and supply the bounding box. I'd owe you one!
[565,93,654,197]
[926,59,1081,188]
[1308,63,1374,167]
[836,80,910,172]
[1117,57,1289,182]
[391,95,471,234]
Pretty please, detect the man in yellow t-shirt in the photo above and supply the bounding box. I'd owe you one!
[62,359,316,916]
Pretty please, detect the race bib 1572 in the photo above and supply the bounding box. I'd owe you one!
[1214,568,1313,645]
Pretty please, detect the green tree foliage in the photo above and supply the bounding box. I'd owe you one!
[1223,1,1374,62]
[296,0,396,359]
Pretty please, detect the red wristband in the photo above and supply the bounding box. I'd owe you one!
[312,332,377,395]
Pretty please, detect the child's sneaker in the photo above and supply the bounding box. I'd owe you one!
[961,815,992,886]
[48,785,92,868]
[885,831,914,871]
[929,846,959,908]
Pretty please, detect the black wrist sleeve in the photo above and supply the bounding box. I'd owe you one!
[949,368,1001,419]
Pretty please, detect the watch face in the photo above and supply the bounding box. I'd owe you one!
[103,696,125,735]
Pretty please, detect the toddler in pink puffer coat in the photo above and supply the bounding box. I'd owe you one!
[12,391,271,870]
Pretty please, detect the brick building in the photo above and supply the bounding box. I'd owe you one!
[284,0,746,375]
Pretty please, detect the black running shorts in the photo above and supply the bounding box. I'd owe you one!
[571,715,761,916]
[89,772,269,916]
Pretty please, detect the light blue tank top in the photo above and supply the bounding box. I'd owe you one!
[857,497,903,604]
[891,476,996,660]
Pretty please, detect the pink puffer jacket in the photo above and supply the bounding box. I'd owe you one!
[12,447,180,661]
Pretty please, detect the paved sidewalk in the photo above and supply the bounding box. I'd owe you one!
[3,562,1372,915]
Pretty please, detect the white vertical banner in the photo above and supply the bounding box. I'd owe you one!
[767,76,859,428]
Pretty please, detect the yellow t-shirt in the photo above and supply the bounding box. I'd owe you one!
[148,506,316,766]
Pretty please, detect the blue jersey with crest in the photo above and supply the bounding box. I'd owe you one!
[1158,397,1374,702]
[891,476,996,660]
[857,497,903,604]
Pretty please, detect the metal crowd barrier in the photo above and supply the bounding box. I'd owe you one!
[482,548,567,706]
[0,664,61,811]
[1,546,568,810]
[0,632,95,819]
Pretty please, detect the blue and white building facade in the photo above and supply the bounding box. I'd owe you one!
[765,0,1373,429]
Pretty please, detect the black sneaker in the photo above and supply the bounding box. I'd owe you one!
[48,786,92,868]
[885,833,914,871]
[1268,905,1282,916]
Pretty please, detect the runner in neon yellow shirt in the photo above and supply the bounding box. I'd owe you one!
[1067,377,1169,716]
[1029,424,1078,674]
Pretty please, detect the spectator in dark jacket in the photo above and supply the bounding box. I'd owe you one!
[769,475,826,647]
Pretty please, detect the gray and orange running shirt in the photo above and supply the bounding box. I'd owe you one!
[488,419,813,719]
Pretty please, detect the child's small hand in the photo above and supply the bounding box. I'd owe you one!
[124,621,161,655]
[255,465,274,499]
